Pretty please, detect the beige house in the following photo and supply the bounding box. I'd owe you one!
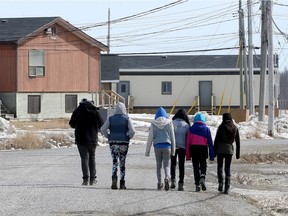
[101,55,279,114]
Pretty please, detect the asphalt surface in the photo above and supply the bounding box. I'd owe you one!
[0,143,274,216]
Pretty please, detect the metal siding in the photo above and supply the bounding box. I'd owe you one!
[16,24,101,92]
[0,44,17,91]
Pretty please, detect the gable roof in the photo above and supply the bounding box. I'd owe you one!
[0,17,108,51]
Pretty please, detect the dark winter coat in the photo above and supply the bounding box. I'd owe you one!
[69,100,103,145]
[186,112,214,161]
[214,113,240,158]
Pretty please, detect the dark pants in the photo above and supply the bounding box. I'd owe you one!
[110,144,129,181]
[77,144,97,180]
[170,148,186,183]
[217,153,233,178]
[190,145,208,186]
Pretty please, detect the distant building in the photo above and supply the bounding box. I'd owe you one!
[0,17,108,119]
[101,54,279,114]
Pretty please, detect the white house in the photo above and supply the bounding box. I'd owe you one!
[101,55,279,115]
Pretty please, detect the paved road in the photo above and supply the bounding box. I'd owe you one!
[1,141,285,216]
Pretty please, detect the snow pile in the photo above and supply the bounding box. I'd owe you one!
[0,117,16,139]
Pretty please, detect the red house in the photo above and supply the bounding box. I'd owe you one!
[0,17,108,119]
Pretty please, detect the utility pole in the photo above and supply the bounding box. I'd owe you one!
[239,0,244,109]
[247,0,255,115]
[259,0,268,121]
[267,0,274,136]
[107,8,111,54]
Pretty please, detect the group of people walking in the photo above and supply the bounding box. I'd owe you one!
[69,99,240,195]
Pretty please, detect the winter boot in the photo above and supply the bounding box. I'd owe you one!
[82,179,88,186]
[164,178,170,191]
[224,177,231,194]
[178,182,184,191]
[90,177,97,186]
[120,180,126,189]
[157,183,163,190]
[170,179,176,189]
[199,176,206,191]
[218,176,224,192]
[195,185,201,192]
[111,177,118,190]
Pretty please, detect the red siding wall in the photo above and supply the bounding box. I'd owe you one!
[17,24,101,92]
[0,44,17,92]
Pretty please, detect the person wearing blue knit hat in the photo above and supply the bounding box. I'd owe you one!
[146,107,176,191]
[186,112,214,192]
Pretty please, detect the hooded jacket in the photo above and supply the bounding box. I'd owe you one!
[172,108,190,149]
[101,102,135,144]
[214,113,240,158]
[69,99,103,145]
[145,107,176,156]
[186,112,214,160]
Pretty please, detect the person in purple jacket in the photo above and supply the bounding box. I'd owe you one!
[186,112,214,192]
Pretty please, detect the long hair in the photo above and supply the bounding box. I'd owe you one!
[221,113,237,135]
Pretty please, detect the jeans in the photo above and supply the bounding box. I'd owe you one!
[77,144,97,180]
[170,148,186,183]
[217,153,233,178]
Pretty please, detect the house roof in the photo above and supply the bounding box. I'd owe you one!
[0,17,108,51]
[118,55,262,70]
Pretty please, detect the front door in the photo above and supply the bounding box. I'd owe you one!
[199,81,212,107]
[117,81,130,106]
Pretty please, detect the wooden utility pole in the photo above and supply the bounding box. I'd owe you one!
[239,0,244,109]
[247,0,255,115]
[259,0,268,121]
[107,8,111,54]
[267,0,274,136]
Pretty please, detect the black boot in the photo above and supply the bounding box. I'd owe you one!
[170,179,176,189]
[218,176,223,192]
[224,177,231,194]
[111,177,118,190]
[82,178,88,186]
[120,180,126,189]
[199,175,206,191]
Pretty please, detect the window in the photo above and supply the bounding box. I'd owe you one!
[65,95,78,113]
[162,81,172,95]
[28,95,41,114]
[121,84,126,93]
[29,50,45,77]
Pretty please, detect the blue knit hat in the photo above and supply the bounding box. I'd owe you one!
[155,107,168,119]
[194,112,206,123]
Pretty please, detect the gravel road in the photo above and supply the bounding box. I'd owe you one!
[2,140,286,216]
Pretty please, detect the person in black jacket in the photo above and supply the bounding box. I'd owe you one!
[214,113,240,194]
[69,98,103,186]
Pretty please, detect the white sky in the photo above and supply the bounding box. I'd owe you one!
[1,0,288,71]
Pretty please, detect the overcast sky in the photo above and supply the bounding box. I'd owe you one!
[1,0,288,71]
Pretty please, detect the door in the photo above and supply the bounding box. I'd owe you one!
[199,81,212,107]
[117,81,130,106]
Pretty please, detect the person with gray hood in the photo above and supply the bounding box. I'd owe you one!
[101,102,135,190]
[146,107,176,191]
